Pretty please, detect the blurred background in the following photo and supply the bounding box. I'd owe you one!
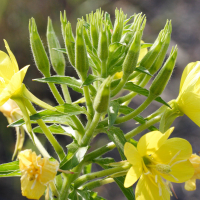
[0,0,200,199]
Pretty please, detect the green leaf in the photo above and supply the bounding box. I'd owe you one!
[114,176,135,200]
[33,76,83,94]
[134,66,152,76]
[82,74,103,87]
[0,161,21,177]
[9,104,86,128]
[93,157,115,166]
[52,48,67,54]
[106,127,126,160]
[124,82,170,107]
[108,101,120,128]
[33,124,72,136]
[141,43,152,49]
[60,146,88,170]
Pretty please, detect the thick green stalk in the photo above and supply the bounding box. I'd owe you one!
[80,112,101,146]
[61,84,72,104]
[48,82,65,104]
[80,178,114,190]
[84,115,161,162]
[24,99,65,161]
[74,163,131,188]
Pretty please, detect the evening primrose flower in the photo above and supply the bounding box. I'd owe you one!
[176,61,200,127]
[18,149,59,199]
[0,40,29,105]
[124,127,194,200]
[185,154,200,191]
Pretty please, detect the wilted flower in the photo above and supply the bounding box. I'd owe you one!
[185,154,200,191]
[124,127,194,200]
[176,61,200,127]
[18,149,59,199]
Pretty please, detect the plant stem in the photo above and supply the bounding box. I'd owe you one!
[48,82,65,104]
[84,115,161,162]
[24,99,65,161]
[74,162,131,188]
[80,112,101,146]
[80,178,114,190]
[111,76,127,97]
[83,86,94,119]
[61,84,72,103]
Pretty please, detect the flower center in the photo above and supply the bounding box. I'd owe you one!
[155,164,171,174]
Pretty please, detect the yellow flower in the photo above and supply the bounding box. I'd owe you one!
[114,41,148,79]
[18,149,59,199]
[0,40,29,106]
[185,154,200,191]
[124,127,194,200]
[176,61,200,127]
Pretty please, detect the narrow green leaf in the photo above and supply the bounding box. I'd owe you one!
[33,124,72,136]
[33,76,83,94]
[134,66,152,76]
[52,48,67,54]
[0,170,21,177]
[60,146,88,170]
[124,82,170,107]
[108,101,120,128]
[82,74,103,87]
[0,161,19,172]
[106,127,126,160]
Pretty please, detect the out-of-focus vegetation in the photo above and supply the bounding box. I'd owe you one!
[0,0,200,199]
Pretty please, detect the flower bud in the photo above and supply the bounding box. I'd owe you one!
[111,9,125,43]
[75,20,89,80]
[149,46,177,97]
[47,17,66,75]
[29,18,50,77]
[122,18,145,79]
[64,21,75,66]
[149,21,172,75]
[94,76,111,113]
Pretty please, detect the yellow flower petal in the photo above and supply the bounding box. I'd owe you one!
[135,174,170,200]
[137,128,174,157]
[124,166,142,188]
[39,158,59,185]
[185,178,196,191]
[152,138,192,165]
[0,51,14,85]
[160,160,194,183]
[21,171,46,199]
[0,65,29,106]
[3,39,19,73]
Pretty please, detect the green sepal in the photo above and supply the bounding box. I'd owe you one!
[47,17,66,75]
[29,18,50,77]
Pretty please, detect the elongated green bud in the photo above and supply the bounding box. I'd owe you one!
[60,11,67,41]
[149,46,177,96]
[47,17,66,75]
[64,21,75,66]
[98,21,109,78]
[139,21,170,70]
[94,76,111,113]
[149,21,172,74]
[83,26,92,50]
[122,18,145,79]
[111,9,125,43]
[75,20,89,80]
[29,18,50,77]
[90,12,99,50]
